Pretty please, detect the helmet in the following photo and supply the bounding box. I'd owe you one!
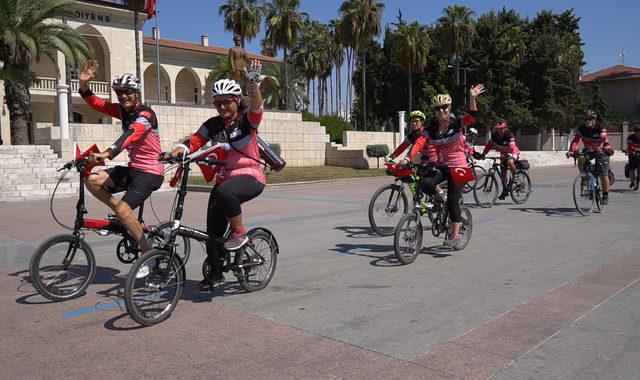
[495,119,508,129]
[212,79,242,97]
[409,110,426,121]
[634,124,640,132]
[467,127,478,136]
[112,74,140,91]
[584,109,598,119]
[431,94,452,107]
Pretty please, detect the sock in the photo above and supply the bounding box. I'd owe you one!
[234,227,246,235]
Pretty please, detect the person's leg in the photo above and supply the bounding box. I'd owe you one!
[595,155,611,203]
[119,170,164,253]
[214,176,265,250]
[443,174,463,247]
[201,187,227,291]
[85,170,119,209]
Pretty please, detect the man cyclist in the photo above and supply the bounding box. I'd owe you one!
[78,61,164,253]
[479,119,521,200]
[400,84,485,247]
[169,59,265,292]
[627,124,640,190]
[566,109,613,205]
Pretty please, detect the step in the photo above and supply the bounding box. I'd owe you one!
[16,183,46,190]
[44,182,73,189]
[1,168,34,175]
[0,196,26,203]
[19,189,50,197]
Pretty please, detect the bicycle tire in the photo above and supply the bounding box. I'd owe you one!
[572,174,594,216]
[147,221,191,258]
[462,165,486,194]
[393,212,423,265]
[368,183,409,236]
[510,170,532,204]
[453,207,473,250]
[124,249,185,326]
[473,173,498,208]
[608,169,615,186]
[29,234,96,301]
[235,228,278,292]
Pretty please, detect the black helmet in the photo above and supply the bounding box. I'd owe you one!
[634,124,640,132]
[584,109,597,119]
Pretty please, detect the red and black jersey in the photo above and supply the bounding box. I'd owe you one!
[389,130,420,159]
[570,124,610,153]
[481,130,520,157]
[628,134,640,155]
[79,88,163,175]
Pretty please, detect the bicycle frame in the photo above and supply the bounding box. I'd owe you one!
[485,157,511,191]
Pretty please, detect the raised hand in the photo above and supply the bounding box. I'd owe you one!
[243,59,262,84]
[469,84,485,98]
[79,60,99,84]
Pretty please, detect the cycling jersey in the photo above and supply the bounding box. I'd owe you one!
[628,134,640,155]
[481,130,520,158]
[79,89,163,175]
[463,136,476,156]
[182,107,265,184]
[409,111,478,167]
[390,130,437,163]
[570,124,611,153]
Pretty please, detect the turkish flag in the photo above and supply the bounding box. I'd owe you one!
[449,166,475,186]
[145,0,156,20]
[74,143,101,177]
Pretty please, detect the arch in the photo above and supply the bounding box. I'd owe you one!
[143,64,171,103]
[203,73,216,105]
[74,24,110,81]
[175,67,202,105]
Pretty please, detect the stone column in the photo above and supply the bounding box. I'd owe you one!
[551,127,555,151]
[398,111,405,147]
[57,84,70,140]
[0,81,10,145]
[622,121,629,150]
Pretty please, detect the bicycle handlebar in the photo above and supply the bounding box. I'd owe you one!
[158,153,225,167]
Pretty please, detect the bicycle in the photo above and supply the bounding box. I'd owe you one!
[29,153,188,301]
[462,154,487,194]
[623,150,640,191]
[368,160,447,236]
[473,156,532,208]
[393,166,473,265]
[571,153,615,186]
[124,145,279,326]
[570,149,606,216]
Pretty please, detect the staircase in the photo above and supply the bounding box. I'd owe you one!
[0,145,78,202]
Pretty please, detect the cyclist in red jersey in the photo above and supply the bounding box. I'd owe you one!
[78,61,164,253]
[400,84,485,247]
[389,110,437,163]
[627,124,640,190]
[170,59,265,292]
[566,109,613,204]
[480,119,521,199]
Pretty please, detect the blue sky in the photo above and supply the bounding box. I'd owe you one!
[142,0,640,75]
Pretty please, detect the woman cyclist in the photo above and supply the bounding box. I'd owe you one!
[170,59,265,291]
[389,110,437,164]
[479,119,521,200]
[400,84,485,247]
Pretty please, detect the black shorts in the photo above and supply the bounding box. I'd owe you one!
[104,166,164,209]
[629,156,640,171]
[594,153,610,175]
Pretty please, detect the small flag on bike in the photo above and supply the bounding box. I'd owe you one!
[449,166,475,185]
[74,143,100,177]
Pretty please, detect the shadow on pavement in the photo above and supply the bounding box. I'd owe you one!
[509,207,580,218]
[334,226,379,238]
[421,244,455,258]
[328,243,400,267]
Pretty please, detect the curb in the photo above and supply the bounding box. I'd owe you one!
[186,176,390,192]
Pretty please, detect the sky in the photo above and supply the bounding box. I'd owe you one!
[142,0,640,75]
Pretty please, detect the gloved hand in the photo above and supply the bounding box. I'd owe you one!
[565,151,572,158]
[605,148,614,156]
[244,59,262,84]
[473,151,483,160]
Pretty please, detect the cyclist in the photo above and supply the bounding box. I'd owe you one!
[400,84,485,247]
[464,127,482,160]
[566,109,613,205]
[627,124,640,190]
[389,110,436,164]
[170,59,264,292]
[78,61,164,254]
[479,119,521,200]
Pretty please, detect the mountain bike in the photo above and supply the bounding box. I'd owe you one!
[462,154,487,194]
[29,155,188,301]
[124,145,279,326]
[570,149,606,216]
[473,156,532,207]
[394,167,473,265]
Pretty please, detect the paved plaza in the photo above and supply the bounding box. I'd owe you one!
[1,163,639,379]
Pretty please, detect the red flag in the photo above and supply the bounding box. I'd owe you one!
[449,166,475,186]
[75,144,100,177]
[145,0,156,20]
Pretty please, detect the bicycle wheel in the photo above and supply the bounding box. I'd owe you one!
[595,186,605,212]
[572,174,594,216]
[393,212,423,265]
[510,170,532,204]
[368,183,409,236]
[147,221,191,257]
[473,173,498,208]
[29,234,96,301]
[234,228,278,292]
[462,165,486,194]
[124,249,185,326]
[453,207,473,251]
[608,169,615,186]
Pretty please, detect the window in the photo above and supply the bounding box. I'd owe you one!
[194,87,198,104]
[72,112,84,123]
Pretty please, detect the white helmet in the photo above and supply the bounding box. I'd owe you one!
[468,127,478,136]
[112,74,140,91]
[212,79,242,96]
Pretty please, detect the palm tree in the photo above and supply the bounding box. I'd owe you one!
[339,0,384,130]
[260,62,308,110]
[291,19,323,113]
[395,22,431,114]
[329,19,345,118]
[218,0,262,48]
[437,5,476,86]
[0,0,92,145]
[260,36,277,57]
[263,0,307,110]
[209,57,234,81]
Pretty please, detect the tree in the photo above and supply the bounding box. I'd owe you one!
[339,0,384,130]
[0,0,92,144]
[395,22,431,114]
[218,0,262,48]
[328,19,346,119]
[209,57,234,81]
[589,81,610,122]
[263,0,307,110]
[260,60,308,110]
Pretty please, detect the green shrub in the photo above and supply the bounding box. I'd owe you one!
[269,143,281,157]
[302,112,352,143]
[366,144,389,169]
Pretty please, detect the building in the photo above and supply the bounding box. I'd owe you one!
[579,64,640,119]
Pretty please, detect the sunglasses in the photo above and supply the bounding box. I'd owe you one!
[433,105,449,111]
[585,117,596,121]
[115,88,136,96]
[213,98,236,107]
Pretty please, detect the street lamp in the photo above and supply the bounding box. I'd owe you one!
[448,54,469,106]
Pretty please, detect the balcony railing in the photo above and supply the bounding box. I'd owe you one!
[30,77,110,95]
